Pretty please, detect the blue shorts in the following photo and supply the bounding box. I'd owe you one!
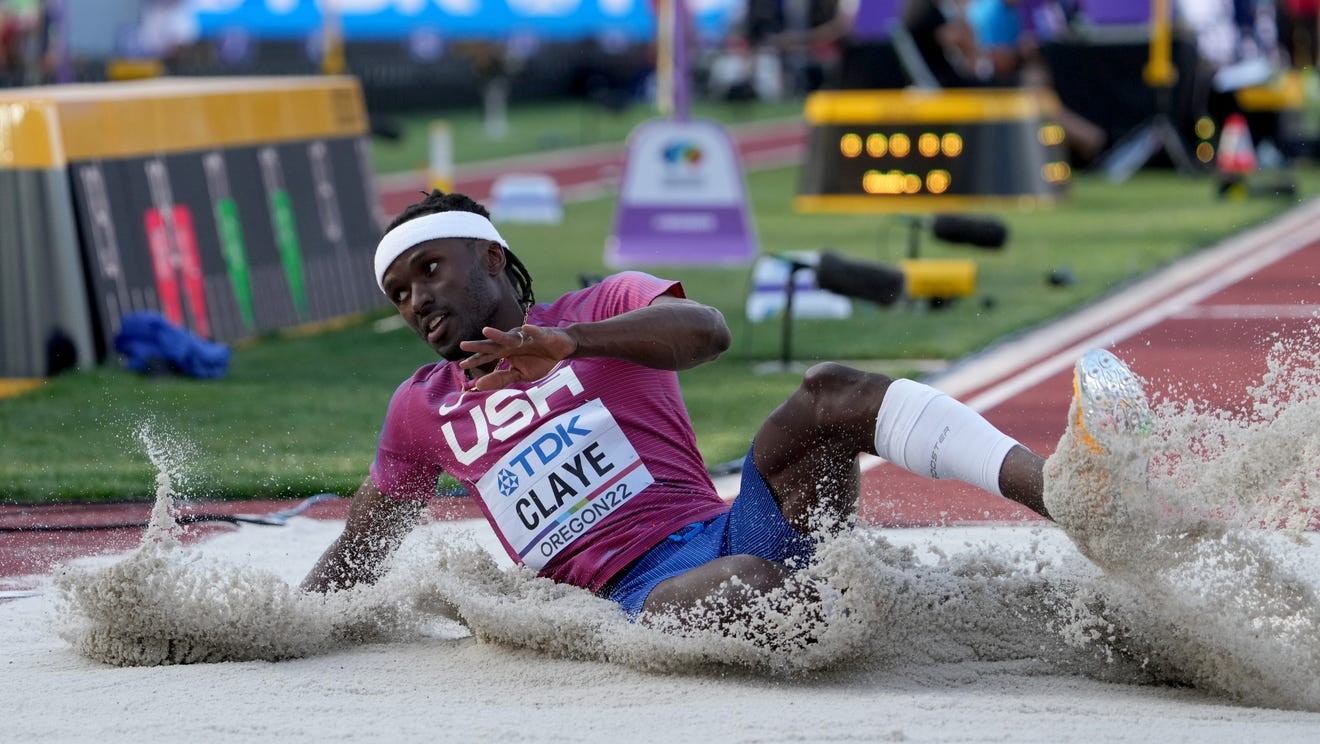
[602,446,816,618]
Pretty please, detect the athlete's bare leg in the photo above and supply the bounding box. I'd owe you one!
[643,363,1047,621]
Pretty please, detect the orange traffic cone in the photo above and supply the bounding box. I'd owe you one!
[1216,113,1256,198]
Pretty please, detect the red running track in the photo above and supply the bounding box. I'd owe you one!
[860,201,1320,527]
[376,119,807,217]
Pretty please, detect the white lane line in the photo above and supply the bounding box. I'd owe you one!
[717,199,1320,495]
[849,198,1320,478]
[1170,304,1319,320]
[962,225,1320,413]
[931,198,1320,403]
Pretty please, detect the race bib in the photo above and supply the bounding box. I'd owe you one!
[477,398,654,570]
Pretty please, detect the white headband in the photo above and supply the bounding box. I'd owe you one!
[374,211,509,292]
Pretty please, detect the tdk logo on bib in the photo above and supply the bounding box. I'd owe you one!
[478,398,654,571]
[506,414,591,479]
[496,468,520,497]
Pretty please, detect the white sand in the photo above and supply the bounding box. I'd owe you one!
[7,341,1320,741]
[3,516,1319,742]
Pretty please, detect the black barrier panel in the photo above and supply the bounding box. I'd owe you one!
[275,139,361,322]
[830,41,908,91]
[67,137,382,359]
[273,138,387,321]
[74,156,229,344]
[223,145,302,334]
[326,137,388,307]
[67,163,117,361]
[0,168,95,377]
[1042,37,1204,157]
[162,152,253,343]
[69,159,161,344]
[0,169,42,375]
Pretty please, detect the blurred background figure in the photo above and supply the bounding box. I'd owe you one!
[1279,0,1319,68]
[968,0,1069,82]
[134,0,199,66]
[1176,0,1283,76]
[0,0,40,84]
[901,0,981,86]
[964,0,1107,160]
[451,39,518,139]
[712,0,843,100]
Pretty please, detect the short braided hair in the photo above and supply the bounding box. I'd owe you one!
[386,190,535,311]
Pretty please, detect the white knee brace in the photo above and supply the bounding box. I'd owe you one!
[873,379,1018,498]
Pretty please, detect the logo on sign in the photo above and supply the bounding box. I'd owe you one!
[662,141,703,171]
[497,468,520,497]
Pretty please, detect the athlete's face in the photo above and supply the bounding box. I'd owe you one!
[381,237,505,361]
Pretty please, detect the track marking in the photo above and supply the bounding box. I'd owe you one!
[848,198,1320,478]
[931,199,1320,404]
[1170,304,1319,320]
[375,119,805,201]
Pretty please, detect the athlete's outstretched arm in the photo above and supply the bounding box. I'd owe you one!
[301,477,425,593]
[565,294,731,369]
[459,294,731,390]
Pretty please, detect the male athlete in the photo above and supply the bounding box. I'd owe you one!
[303,190,1129,627]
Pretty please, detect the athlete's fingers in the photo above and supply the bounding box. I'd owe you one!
[459,328,536,367]
[470,367,524,391]
[459,327,522,350]
[458,351,499,369]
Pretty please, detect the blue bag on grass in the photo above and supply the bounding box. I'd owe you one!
[113,312,231,379]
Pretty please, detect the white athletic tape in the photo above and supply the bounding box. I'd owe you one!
[874,379,1018,498]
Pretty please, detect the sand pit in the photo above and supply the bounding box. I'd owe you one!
[8,338,1320,741]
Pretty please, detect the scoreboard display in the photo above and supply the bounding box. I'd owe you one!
[796,89,1070,213]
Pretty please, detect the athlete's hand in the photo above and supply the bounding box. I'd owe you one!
[458,324,578,391]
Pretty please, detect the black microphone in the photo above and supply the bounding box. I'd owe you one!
[814,252,906,307]
[930,214,1008,249]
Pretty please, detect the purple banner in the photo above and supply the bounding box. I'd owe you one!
[851,0,902,41]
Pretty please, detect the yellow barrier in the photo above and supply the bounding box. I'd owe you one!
[901,259,977,299]
[1236,71,1304,112]
[0,76,368,167]
[0,76,383,378]
[105,58,165,82]
[0,378,43,399]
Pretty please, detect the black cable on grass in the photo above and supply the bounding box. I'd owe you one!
[0,486,475,533]
[1,513,255,532]
[0,493,343,533]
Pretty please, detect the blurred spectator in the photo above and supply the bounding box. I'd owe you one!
[966,1,1078,81]
[716,0,842,99]
[135,0,199,64]
[902,0,981,86]
[1279,0,1319,67]
[0,6,19,75]
[1176,0,1283,71]
[752,0,907,91]
[955,0,1108,159]
[968,0,1024,80]
[0,0,39,81]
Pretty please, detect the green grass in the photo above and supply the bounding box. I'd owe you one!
[3,98,1316,502]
